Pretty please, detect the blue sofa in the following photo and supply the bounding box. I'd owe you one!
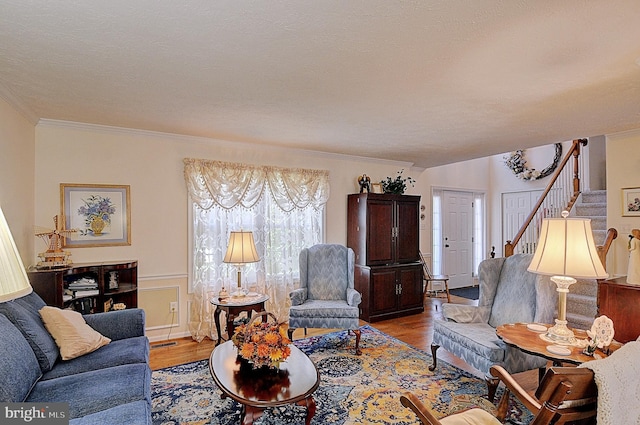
[0,291,151,424]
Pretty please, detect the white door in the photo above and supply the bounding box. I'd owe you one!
[502,190,543,255]
[442,191,473,289]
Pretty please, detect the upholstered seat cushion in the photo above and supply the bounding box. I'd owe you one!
[440,408,500,425]
[289,300,360,319]
[433,320,506,363]
[69,400,151,425]
[27,363,151,419]
[42,336,149,380]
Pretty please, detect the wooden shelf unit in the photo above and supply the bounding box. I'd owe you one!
[28,260,138,314]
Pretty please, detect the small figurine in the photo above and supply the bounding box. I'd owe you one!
[627,228,640,284]
[358,174,371,193]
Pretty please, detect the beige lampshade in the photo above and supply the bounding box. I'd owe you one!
[528,215,608,279]
[0,206,33,302]
[223,231,260,264]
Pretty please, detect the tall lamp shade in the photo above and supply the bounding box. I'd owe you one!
[223,231,260,297]
[528,211,607,343]
[0,206,32,302]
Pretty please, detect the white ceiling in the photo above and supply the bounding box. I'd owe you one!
[1,1,640,168]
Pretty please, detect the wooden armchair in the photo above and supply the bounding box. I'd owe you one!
[401,365,597,425]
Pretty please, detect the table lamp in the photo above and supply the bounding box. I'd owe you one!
[223,231,260,298]
[0,206,33,302]
[528,211,607,344]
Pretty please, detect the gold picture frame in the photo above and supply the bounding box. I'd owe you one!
[622,187,640,217]
[61,183,131,247]
[371,183,383,194]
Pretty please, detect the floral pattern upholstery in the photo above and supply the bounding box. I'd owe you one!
[432,254,558,391]
[288,244,362,353]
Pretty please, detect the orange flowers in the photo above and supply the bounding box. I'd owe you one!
[232,313,291,369]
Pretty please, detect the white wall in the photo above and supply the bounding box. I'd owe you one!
[0,97,35,264]
[34,120,415,340]
[606,130,640,277]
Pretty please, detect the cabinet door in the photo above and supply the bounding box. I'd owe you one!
[397,265,423,311]
[367,198,394,265]
[370,268,398,315]
[396,198,420,263]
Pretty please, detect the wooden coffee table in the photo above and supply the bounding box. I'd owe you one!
[496,322,622,366]
[209,340,320,425]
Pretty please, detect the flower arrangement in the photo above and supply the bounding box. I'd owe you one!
[380,169,415,194]
[232,312,291,369]
[77,195,116,230]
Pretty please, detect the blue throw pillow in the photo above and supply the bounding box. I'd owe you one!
[0,300,60,372]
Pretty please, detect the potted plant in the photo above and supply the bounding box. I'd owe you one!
[380,170,415,194]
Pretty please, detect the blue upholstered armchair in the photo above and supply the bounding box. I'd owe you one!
[430,254,557,400]
[288,244,362,355]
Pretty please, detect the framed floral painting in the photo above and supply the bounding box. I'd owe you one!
[622,187,640,217]
[61,184,131,247]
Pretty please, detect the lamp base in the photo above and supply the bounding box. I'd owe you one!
[542,318,576,345]
[231,290,246,298]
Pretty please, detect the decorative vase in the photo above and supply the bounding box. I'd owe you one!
[90,216,106,235]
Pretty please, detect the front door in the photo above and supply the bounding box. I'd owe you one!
[442,190,473,289]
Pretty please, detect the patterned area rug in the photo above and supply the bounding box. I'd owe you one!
[151,325,532,424]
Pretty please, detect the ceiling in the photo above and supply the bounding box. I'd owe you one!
[1,1,640,169]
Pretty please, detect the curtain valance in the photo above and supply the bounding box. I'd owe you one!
[184,159,330,211]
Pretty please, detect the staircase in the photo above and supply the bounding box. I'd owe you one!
[566,190,607,330]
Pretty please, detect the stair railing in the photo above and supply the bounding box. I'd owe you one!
[505,139,587,257]
[597,228,618,271]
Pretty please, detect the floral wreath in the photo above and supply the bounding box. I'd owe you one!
[503,143,562,181]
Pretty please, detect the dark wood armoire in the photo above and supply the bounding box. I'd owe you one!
[347,193,423,322]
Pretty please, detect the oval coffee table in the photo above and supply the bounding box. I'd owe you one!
[209,340,320,425]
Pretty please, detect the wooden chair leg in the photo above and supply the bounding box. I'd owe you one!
[353,328,362,355]
[444,279,450,303]
[486,374,500,402]
[495,387,511,422]
[429,343,439,371]
[287,327,295,341]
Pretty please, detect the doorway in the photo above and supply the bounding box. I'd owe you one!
[432,189,485,289]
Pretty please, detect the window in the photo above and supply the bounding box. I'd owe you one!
[189,195,324,294]
[184,159,329,341]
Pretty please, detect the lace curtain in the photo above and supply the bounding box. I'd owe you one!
[184,159,329,342]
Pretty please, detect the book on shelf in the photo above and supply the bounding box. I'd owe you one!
[64,288,100,298]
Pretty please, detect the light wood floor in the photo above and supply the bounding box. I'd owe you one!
[149,293,537,391]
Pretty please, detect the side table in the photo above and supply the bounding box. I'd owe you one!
[211,294,269,345]
[496,323,621,366]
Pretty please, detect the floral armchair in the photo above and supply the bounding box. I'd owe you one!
[430,254,557,400]
[288,244,362,355]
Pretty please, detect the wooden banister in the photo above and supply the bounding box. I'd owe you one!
[505,139,587,257]
[597,228,618,271]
